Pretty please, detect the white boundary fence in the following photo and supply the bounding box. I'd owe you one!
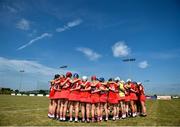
[10,94,176,99]
[37,94,43,97]
[29,94,35,96]
[11,93,49,97]
[157,96,171,100]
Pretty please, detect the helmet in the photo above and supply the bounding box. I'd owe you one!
[137,82,142,85]
[126,79,131,82]
[120,80,125,83]
[114,77,120,81]
[66,72,72,77]
[91,75,96,81]
[82,76,88,81]
[73,73,79,78]
[133,82,137,85]
[99,77,105,82]
[54,74,60,79]
[108,78,113,82]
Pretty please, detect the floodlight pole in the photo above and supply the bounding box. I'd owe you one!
[59,65,68,69]
[122,58,136,79]
[143,80,150,95]
[0,71,4,87]
[59,65,68,74]
[19,70,25,92]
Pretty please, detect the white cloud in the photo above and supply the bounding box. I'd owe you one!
[112,41,130,57]
[76,47,101,61]
[56,19,82,32]
[16,18,30,30]
[67,19,82,27]
[17,33,52,50]
[0,57,77,90]
[138,61,148,69]
[0,57,59,76]
[6,5,17,13]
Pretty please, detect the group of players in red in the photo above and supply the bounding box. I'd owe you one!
[48,72,147,123]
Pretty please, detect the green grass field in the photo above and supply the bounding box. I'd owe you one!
[0,95,180,126]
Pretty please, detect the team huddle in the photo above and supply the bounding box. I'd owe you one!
[48,72,147,123]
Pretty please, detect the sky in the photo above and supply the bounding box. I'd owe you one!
[0,0,180,95]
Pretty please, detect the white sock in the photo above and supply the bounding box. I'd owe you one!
[113,117,116,120]
[51,114,55,118]
[63,117,66,121]
[75,118,78,121]
[132,113,136,117]
[122,114,126,118]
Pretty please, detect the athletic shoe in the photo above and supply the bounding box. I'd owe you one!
[62,118,66,121]
[132,113,136,117]
[48,114,52,118]
[92,118,95,122]
[112,117,116,121]
[116,116,119,120]
[87,119,90,123]
[105,118,108,121]
[141,113,147,117]
[122,114,126,119]
[81,118,85,123]
[69,120,73,122]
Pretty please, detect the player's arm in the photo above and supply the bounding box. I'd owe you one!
[71,79,80,84]
[61,78,70,86]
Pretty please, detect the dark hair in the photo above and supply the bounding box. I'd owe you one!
[99,77,105,82]
[108,78,113,82]
[54,74,60,79]
[60,74,65,78]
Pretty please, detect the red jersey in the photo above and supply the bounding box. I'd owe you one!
[71,78,81,90]
[108,82,118,92]
[54,78,61,89]
[62,77,71,89]
[124,83,130,95]
[91,81,100,93]
[99,83,108,94]
[49,80,55,98]
[81,81,91,91]
[139,84,145,95]
[129,82,138,93]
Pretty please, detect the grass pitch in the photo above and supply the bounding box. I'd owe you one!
[0,95,180,126]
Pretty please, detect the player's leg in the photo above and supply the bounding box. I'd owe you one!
[86,103,90,122]
[81,102,85,122]
[74,101,79,122]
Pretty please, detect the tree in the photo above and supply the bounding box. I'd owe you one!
[39,90,46,95]
[15,89,19,94]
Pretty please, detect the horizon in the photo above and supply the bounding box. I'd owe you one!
[0,0,180,95]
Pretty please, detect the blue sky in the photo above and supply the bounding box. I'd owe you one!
[0,0,180,95]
